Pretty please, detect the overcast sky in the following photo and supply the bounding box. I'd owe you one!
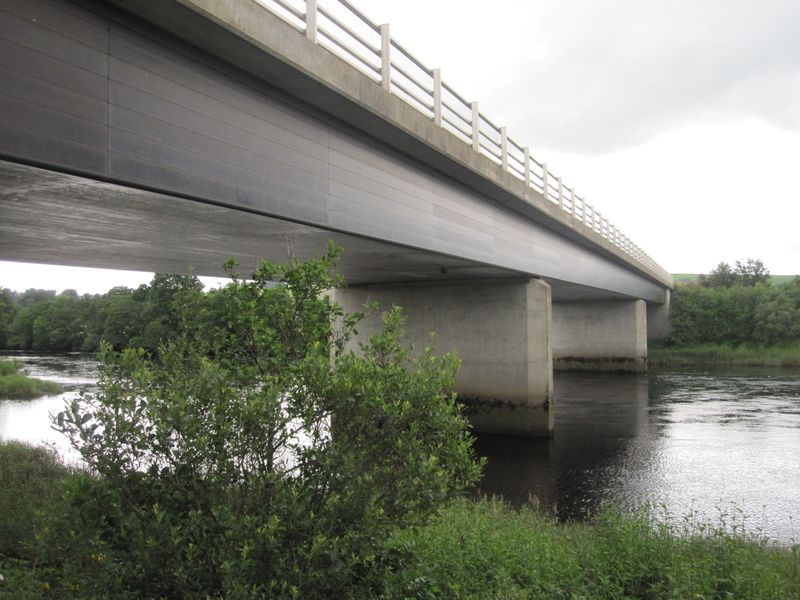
[2,0,799,293]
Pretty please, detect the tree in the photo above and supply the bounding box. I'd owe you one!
[0,287,16,348]
[56,243,481,598]
[735,258,770,287]
[701,262,737,288]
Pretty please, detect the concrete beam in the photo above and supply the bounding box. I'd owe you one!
[335,278,554,437]
[552,300,647,371]
[97,0,674,291]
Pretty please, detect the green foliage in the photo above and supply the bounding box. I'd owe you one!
[0,359,19,376]
[735,258,771,287]
[0,372,62,399]
[667,275,800,347]
[698,258,772,289]
[650,342,800,366]
[384,499,800,599]
[0,442,74,558]
[49,244,480,598]
[0,274,206,353]
[700,261,737,288]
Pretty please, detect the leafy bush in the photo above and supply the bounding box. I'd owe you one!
[53,244,481,598]
[667,280,800,347]
[0,442,74,558]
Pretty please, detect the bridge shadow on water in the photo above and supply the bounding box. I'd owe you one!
[473,372,652,521]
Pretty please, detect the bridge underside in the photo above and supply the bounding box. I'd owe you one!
[0,0,671,436]
[0,160,635,302]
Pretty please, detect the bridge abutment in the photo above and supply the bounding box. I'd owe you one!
[552,299,647,371]
[335,278,554,437]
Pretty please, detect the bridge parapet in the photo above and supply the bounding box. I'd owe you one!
[161,0,670,285]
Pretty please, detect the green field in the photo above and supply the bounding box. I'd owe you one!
[673,273,797,285]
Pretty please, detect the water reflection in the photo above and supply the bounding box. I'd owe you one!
[476,369,800,543]
[475,373,651,517]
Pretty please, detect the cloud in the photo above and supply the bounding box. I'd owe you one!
[482,0,800,153]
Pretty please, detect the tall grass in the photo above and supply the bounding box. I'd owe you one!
[650,342,800,367]
[384,499,800,599]
[0,358,62,399]
[0,359,20,376]
[0,442,76,558]
[0,373,62,399]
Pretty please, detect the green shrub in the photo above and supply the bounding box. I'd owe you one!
[667,281,800,348]
[0,442,73,558]
[53,244,481,598]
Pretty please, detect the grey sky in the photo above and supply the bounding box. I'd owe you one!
[367,0,800,274]
[2,0,799,293]
[371,0,800,153]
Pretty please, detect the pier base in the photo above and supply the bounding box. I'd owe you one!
[335,278,554,436]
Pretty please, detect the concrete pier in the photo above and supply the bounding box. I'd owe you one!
[552,300,647,371]
[335,278,554,436]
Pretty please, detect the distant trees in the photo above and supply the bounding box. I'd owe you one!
[699,258,770,288]
[668,259,800,346]
[0,274,208,353]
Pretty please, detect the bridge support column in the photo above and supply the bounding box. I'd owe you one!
[335,278,554,437]
[552,300,647,371]
[647,289,671,341]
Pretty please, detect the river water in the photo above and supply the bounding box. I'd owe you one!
[2,355,799,544]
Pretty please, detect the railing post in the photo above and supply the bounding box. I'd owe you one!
[557,176,564,209]
[432,68,442,126]
[471,102,480,152]
[572,188,579,219]
[500,127,508,170]
[523,147,530,187]
[541,163,548,201]
[380,24,391,91]
[305,0,317,42]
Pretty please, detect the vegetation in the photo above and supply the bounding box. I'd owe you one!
[384,499,800,599]
[0,359,18,376]
[0,442,76,559]
[662,260,800,363]
[650,342,800,367]
[3,461,798,599]
[1,245,481,598]
[0,359,61,399]
[0,273,212,353]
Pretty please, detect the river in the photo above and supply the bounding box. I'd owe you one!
[2,355,799,544]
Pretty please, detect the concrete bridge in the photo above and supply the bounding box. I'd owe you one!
[0,0,673,435]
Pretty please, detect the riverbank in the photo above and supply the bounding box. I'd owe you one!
[649,342,800,367]
[0,360,61,399]
[384,499,800,599]
[2,442,798,599]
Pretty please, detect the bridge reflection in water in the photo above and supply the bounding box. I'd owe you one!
[475,372,651,519]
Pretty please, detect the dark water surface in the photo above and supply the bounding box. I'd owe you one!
[476,368,800,544]
[2,356,799,543]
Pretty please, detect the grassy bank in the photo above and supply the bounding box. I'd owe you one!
[2,441,798,598]
[0,359,61,399]
[0,360,19,376]
[649,342,800,367]
[385,499,800,599]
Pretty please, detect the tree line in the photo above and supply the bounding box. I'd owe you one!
[0,273,220,353]
[666,259,800,347]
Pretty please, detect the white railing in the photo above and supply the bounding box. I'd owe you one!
[257,0,661,273]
